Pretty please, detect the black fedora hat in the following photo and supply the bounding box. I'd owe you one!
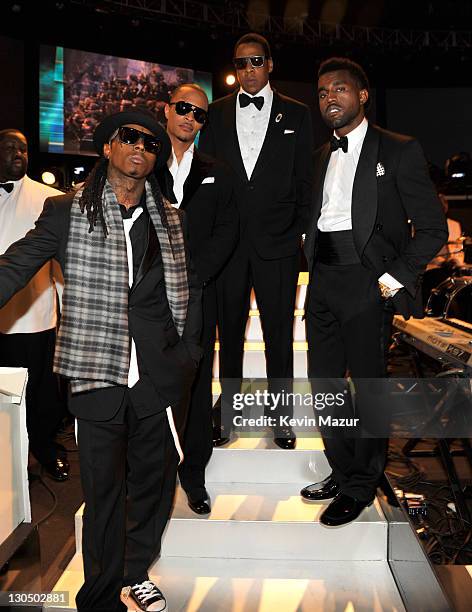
[93,109,171,168]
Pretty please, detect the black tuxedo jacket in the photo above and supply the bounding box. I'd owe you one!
[0,192,202,422]
[198,89,313,260]
[304,124,448,318]
[156,149,238,287]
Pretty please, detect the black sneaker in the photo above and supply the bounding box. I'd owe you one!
[121,580,167,611]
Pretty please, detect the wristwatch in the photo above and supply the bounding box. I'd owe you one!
[378,282,398,299]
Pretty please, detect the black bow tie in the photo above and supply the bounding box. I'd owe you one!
[0,182,14,193]
[239,93,264,111]
[330,135,348,153]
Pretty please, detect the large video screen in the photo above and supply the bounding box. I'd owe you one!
[39,46,212,155]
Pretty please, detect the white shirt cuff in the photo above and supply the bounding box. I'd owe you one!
[378,272,403,291]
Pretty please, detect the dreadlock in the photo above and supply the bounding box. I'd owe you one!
[78,158,170,237]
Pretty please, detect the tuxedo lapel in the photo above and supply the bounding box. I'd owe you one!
[250,91,286,181]
[180,151,210,210]
[222,92,246,182]
[351,125,380,257]
[130,216,159,295]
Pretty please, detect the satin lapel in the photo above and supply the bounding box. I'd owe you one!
[222,92,246,182]
[180,151,209,210]
[352,125,380,257]
[304,143,331,263]
[130,216,159,295]
[250,91,286,181]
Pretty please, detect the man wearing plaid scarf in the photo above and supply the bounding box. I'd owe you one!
[0,110,202,612]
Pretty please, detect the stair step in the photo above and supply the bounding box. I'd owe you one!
[75,483,387,561]
[46,553,405,612]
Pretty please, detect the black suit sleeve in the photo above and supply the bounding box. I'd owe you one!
[180,211,203,362]
[294,105,314,236]
[387,140,448,295]
[0,197,64,308]
[193,165,239,285]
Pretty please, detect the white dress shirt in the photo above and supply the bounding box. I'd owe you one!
[236,82,273,179]
[0,175,62,334]
[168,143,194,207]
[317,119,402,291]
[122,206,143,388]
[318,118,369,232]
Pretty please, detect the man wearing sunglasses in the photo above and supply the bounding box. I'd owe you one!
[0,109,203,612]
[156,83,238,516]
[199,32,314,449]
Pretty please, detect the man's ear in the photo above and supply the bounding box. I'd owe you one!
[268,58,274,75]
[103,143,111,159]
[164,103,170,122]
[360,89,369,107]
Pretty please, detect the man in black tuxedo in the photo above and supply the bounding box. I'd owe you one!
[156,83,238,515]
[199,33,313,449]
[300,58,447,526]
[0,110,202,612]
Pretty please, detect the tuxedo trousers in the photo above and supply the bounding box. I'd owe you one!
[75,392,178,612]
[216,242,299,426]
[306,262,393,501]
[0,328,65,464]
[178,284,216,498]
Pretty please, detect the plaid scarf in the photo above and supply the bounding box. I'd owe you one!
[54,180,189,394]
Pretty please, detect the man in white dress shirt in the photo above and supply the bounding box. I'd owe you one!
[301,58,447,526]
[157,84,237,515]
[0,129,68,481]
[199,33,313,449]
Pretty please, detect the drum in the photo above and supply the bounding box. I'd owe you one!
[426,276,472,322]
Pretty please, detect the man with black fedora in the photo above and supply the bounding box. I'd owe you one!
[0,109,202,611]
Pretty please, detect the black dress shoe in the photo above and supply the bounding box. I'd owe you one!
[187,489,211,515]
[272,427,296,449]
[42,456,70,482]
[300,475,340,501]
[212,424,232,447]
[319,493,373,527]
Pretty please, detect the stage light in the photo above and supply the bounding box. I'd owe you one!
[225,74,236,86]
[42,171,56,185]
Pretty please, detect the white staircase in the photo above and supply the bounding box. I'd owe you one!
[45,274,406,611]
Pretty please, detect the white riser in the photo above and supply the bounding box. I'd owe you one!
[46,554,405,612]
[205,447,330,484]
[212,349,307,379]
[75,483,387,562]
[250,285,307,311]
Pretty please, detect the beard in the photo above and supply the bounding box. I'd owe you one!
[6,160,27,180]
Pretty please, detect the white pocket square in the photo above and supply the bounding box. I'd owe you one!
[376,162,385,177]
[284,129,295,134]
[202,176,215,184]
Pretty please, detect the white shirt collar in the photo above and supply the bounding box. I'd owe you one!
[0,175,25,200]
[168,142,194,169]
[239,81,272,103]
[334,117,368,152]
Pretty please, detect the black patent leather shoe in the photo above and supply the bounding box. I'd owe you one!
[319,493,373,527]
[272,427,296,449]
[212,424,232,447]
[187,489,211,515]
[300,475,340,501]
[42,456,70,481]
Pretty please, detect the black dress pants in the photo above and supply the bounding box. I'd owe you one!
[178,285,216,498]
[0,328,65,464]
[216,242,299,425]
[306,262,393,501]
[75,393,179,612]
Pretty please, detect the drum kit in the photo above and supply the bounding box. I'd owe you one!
[424,236,472,324]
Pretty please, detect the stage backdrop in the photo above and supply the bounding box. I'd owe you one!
[0,36,24,132]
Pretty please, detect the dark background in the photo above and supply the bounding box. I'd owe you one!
[0,0,471,189]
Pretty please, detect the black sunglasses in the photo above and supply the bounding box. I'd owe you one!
[169,101,208,124]
[117,126,162,155]
[233,55,265,70]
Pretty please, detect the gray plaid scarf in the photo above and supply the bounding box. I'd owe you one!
[54,180,189,394]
